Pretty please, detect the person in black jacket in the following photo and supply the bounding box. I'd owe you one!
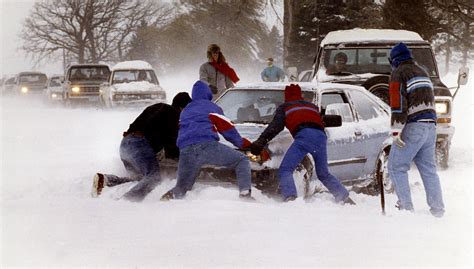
[250,84,354,203]
[92,92,192,202]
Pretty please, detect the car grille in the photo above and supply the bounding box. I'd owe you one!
[80,86,100,93]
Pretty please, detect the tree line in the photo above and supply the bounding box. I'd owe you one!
[22,0,472,76]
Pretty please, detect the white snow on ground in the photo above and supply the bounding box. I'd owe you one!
[1,68,473,267]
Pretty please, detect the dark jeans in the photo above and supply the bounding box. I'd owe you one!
[105,134,161,201]
[170,141,251,198]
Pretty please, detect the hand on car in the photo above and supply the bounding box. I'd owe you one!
[250,139,266,155]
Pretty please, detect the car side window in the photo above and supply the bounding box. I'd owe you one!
[349,90,384,120]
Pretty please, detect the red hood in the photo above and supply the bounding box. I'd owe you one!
[284,84,303,102]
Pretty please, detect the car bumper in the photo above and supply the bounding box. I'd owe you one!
[436,123,454,143]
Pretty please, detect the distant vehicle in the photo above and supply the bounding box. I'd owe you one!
[63,63,111,106]
[312,28,469,169]
[161,82,393,197]
[99,60,166,108]
[14,72,48,95]
[44,75,65,103]
[2,76,16,95]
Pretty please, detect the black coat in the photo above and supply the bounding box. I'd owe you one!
[127,103,181,159]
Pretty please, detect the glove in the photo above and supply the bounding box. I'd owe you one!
[250,139,266,155]
[392,132,406,148]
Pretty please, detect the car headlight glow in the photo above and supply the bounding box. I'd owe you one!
[21,87,28,93]
[435,102,448,114]
[71,87,80,93]
[51,93,57,98]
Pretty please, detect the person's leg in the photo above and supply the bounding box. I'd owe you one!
[122,136,161,201]
[200,141,252,193]
[278,140,308,200]
[413,124,445,216]
[388,123,423,211]
[170,144,203,199]
[308,129,349,202]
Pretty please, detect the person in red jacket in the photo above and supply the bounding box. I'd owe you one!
[250,84,354,204]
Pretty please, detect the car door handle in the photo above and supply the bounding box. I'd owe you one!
[354,131,362,137]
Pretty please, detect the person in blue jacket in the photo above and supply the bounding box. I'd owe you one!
[250,84,354,204]
[261,57,285,82]
[161,80,253,200]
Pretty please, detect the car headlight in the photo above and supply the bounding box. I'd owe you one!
[71,87,80,93]
[435,101,449,114]
[51,93,57,98]
[21,87,28,93]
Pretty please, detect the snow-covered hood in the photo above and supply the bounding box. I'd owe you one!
[315,71,383,85]
[111,81,163,93]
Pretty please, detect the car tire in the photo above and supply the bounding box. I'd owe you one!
[363,75,390,105]
[376,148,394,194]
[436,142,449,170]
[293,155,314,199]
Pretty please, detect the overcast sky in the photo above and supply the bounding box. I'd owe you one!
[0,0,282,79]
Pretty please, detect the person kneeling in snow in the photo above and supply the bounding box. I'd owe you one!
[161,80,253,200]
[250,84,355,204]
[92,92,192,202]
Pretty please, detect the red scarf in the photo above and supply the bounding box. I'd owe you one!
[210,61,240,83]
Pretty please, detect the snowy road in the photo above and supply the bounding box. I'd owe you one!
[1,77,472,267]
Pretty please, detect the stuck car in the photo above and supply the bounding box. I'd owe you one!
[312,28,469,168]
[99,60,166,108]
[162,82,393,197]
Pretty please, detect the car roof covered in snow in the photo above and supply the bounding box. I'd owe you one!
[230,81,366,93]
[320,28,425,47]
[112,60,153,71]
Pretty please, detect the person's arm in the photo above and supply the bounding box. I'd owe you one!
[261,69,267,81]
[250,106,285,155]
[389,70,407,130]
[278,67,285,81]
[208,110,250,149]
[199,64,209,83]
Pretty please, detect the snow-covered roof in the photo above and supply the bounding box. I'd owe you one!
[112,60,153,71]
[320,28,424,47]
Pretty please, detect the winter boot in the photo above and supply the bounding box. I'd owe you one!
[239,189,255,201]
[91,173,107,197]
[284,195,297,202]
[343,197,356,205]
[160,190,175,201]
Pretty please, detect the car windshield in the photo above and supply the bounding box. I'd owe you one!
[49,78,62,87]
[19,74,47,84]
[216,89,315,124]
[322,47,438,77]
[69,67,110,81]
[112,70,158,84]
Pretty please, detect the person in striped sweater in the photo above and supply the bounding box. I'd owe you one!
[387,42,444,217]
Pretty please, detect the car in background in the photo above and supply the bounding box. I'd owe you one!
[161,82,393,198]
[63,63,111,106]
[43,75,65,104]
[14,72,48,95]
[1,76,16,95]
[99,60,166,108]
[312,28,469,168]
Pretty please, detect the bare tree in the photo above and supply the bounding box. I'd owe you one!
[21,0,172,65]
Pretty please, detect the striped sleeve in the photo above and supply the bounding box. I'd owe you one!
[208,113,247,149]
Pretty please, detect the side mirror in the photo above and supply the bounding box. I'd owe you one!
[325,103,354,123]
[322,115,342,127]
[458,67,469,86]
[287,67,298,82]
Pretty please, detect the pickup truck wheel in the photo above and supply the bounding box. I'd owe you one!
[363,76,390,105]
[436,142,449,169]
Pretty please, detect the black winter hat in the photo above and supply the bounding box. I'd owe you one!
[172,92,192,109]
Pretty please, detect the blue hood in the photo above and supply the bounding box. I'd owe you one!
[192,80,213,101]
[390,42,413,70]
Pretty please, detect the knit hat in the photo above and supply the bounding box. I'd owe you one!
[389,42,413,69]
[284,84,302,102]
[171,92,192,108]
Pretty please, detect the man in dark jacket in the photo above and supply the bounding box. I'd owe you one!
[250,84,353,203]
[387,42,444,217]
[92,92,192,202]
[161,80,253,200]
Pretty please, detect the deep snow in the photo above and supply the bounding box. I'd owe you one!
[1,70,472,267]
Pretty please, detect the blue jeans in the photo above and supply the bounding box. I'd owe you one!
[106,134,161,201]
[171,141,251,198]
[279,128,349,202]
[388,122,444,215]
